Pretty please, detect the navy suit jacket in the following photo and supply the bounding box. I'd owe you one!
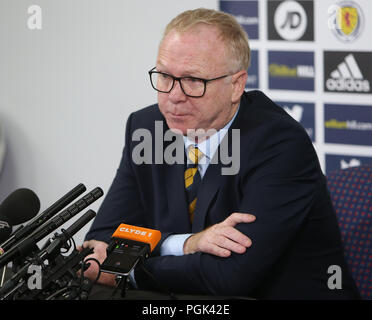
[85,90,360,299]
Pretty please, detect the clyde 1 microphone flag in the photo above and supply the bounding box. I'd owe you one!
[101,224,161,276]
[112,224,161,252]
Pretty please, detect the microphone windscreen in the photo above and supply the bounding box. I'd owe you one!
[0,188,40,225]
[0,214,12,243]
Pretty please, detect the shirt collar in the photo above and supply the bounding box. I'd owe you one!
[183,105,239,162]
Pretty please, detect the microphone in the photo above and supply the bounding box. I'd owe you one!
[38,209,97,261]
[101,223,161,276]
[0,188,40,226]
[0,187,103,268]
[0,183,86,253]
[0,210,96,298]
[0,188,40,291]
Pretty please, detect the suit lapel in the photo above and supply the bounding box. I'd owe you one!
[164,161,191,231]
[192,94,248,232]
[159,120,191,232]
[192,123,234,232]
[192,158,221,232]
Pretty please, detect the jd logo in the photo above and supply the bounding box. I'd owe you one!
[268,0,314,41]
[274,1,307,40]
[327,265,342,290]
[279,9,303,30]
[27,264,42,290]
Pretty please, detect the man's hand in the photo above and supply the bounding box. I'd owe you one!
[78,240,116,287]
[183,212,255,257]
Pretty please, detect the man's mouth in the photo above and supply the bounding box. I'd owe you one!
[168,112,189,118]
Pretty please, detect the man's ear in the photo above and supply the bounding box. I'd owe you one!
[231,70,248,104]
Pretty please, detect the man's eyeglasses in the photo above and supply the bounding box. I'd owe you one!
[148,67,230,98]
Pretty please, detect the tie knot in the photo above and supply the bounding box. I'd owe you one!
[188,145,203,164]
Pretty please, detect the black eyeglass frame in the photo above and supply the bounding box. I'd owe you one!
[148,67,230,98]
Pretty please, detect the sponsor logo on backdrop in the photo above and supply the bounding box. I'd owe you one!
[276,101,315,141]
[268,51,315,91]
[220,0,259,39]
[324,51,372,94]
[246,50,259,89]
[328,1,364,42]
[324,103,372,146]
[268,0,314,41]
[325,154,372,174]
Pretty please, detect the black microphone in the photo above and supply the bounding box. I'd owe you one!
[0,188,40,226]
[0,214,11,244]
[0,210,96,299]
[0,184,86,253]
[0,187,103,268]
[38,209,96,261]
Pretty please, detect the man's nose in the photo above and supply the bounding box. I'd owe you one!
[168,79,187,103]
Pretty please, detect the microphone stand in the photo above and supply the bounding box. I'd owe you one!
[0,210,97,300]
[7,246,93,300]
[111,275,129,299]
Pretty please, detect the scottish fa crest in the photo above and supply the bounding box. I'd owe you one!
[338,6,358,36]
[328,1,364,42]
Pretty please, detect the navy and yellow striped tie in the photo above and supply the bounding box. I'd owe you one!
[184,146,203,223]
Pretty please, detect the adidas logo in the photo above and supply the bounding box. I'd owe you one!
[325,54,370,92]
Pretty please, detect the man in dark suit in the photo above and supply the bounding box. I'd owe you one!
[82,8,360,299]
